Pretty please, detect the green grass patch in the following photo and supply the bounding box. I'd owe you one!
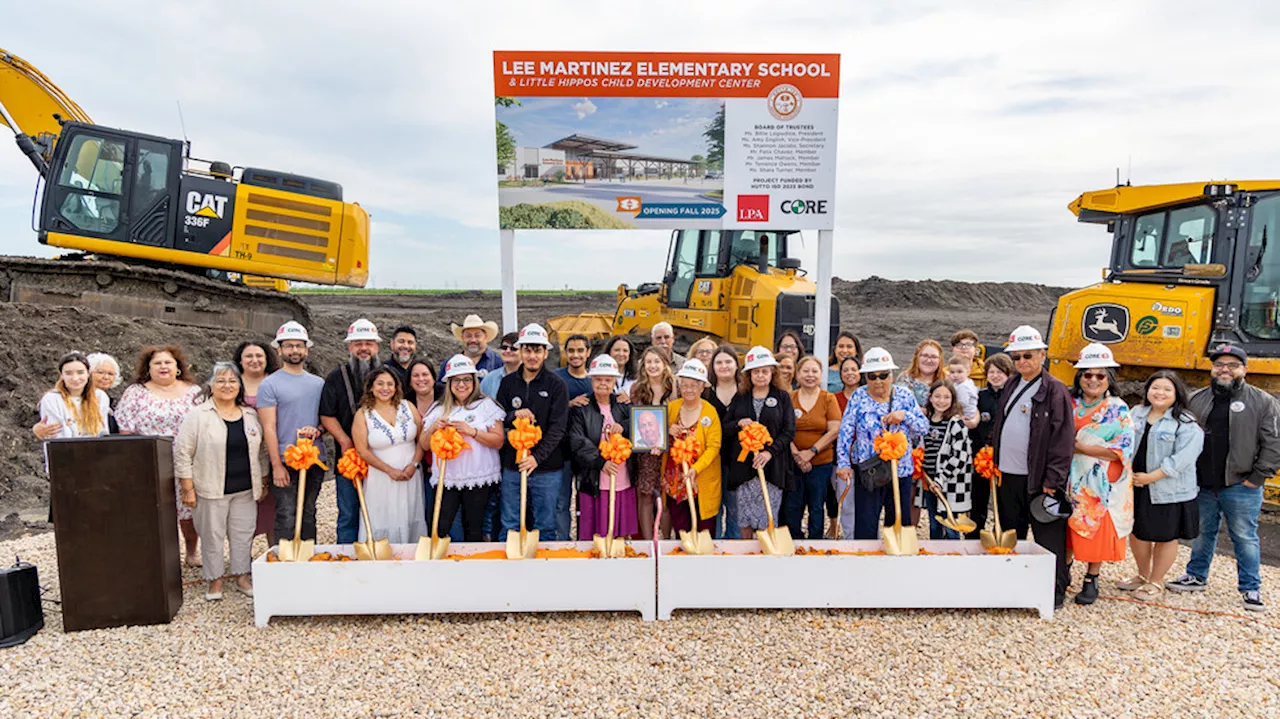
[500,201,635,230]
[703,189,723,201]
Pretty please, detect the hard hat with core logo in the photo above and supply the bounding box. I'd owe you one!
[860,347,898,373]
[587,355,623,378]
[442,354,478,380]
[344,318,382,343]
[676,358,709,383]
[1005,325,1048,352]
[517,323,553,347]
[742,346,779,372]
[272,321,312,348]
[1074,342,1120,369]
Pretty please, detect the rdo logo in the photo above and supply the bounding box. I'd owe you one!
[737,194,769,222]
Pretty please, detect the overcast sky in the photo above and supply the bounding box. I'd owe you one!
[3,1,1278,291]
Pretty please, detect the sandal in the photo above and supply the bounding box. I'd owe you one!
[185,553,203,568]
[1132,581,1164,602]
[1115,574,1147,591]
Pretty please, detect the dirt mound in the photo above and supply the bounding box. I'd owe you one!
[833,276,1070,312]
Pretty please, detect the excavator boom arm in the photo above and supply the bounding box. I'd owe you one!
[0,47,94,174]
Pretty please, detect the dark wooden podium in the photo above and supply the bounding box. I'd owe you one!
[47,435,183,631]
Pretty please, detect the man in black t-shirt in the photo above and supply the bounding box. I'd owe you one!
[319,318,383,544]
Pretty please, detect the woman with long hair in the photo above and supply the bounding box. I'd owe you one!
[233,341,279,408]
[352,367,427,543]
[775,354,797,391]
[896,339,943,408]
[722,347,795,540]
[913,379,974,540]
[834,356,863,414]
[603,336,637,396]
[827,331,862,392]
[38,352,110,444]
[420,355,504,542]
[116,345,202,566]
[630,346,677,539]
[705,346,742,538]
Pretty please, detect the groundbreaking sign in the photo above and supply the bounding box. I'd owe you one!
[493,51,840,231]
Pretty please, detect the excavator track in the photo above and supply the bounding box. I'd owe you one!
[0,255,310,335]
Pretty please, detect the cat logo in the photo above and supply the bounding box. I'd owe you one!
[186,191,229,219]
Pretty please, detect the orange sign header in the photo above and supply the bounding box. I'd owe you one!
[493,51,840,98]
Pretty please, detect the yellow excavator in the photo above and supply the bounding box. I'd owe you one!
[0,47,370,332]
[1050,180,1280,507]
[549,228,839,355]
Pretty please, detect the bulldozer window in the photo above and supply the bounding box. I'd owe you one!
[132,140,172,217]
[728,231,780,269]
[55,133,125,234]
[698,231,722,275]
[1242,195,1280,339]
[669,229,701,306]
[1128,206,1215,269]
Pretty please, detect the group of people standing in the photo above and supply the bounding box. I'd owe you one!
[34,316,1274,613]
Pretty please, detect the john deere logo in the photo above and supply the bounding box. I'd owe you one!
[1082,303,1129,344]
[1135,315,1159,335]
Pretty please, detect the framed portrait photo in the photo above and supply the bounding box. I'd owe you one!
[630,405,668,452]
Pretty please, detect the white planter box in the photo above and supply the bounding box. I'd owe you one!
[252,542,656,626]
[655,539,1056,620]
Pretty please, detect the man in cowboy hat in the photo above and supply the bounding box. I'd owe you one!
[440,314,503,381]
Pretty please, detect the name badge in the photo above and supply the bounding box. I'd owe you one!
[700,416,712,427]
[794,408,803,419]
[539,391,549,398]
[511,397,522,409]
[765,397,777,408]
[1230,401,1245,413]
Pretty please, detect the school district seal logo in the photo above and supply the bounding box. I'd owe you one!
[767,84,803,121]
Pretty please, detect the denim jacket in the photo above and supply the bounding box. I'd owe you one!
[1129,405,1204,504]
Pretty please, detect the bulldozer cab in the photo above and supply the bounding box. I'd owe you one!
[663,229,794,309]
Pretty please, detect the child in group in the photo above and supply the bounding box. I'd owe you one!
[915,380,974,540]
[946,354,980,430]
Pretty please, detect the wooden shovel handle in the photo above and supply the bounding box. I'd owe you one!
[292,467,307,543]
[430,459,447,542]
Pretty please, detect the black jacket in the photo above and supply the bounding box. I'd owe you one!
[989,372,1075,494]
[1188,381,1280,488]
[721,386,796,491]
[496,367,569,471]
[568,396,632,497]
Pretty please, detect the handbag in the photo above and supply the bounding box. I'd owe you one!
[857,454,893,492]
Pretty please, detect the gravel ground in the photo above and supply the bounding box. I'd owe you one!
[2,484,1277,718]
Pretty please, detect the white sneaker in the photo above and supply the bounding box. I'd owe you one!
[1242,590,1266,612]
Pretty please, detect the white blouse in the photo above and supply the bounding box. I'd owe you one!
[421,398,504,490]
[39,389,111,439]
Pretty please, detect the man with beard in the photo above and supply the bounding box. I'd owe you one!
[320,318,383,544]
[256,321,325,546]
[385,325,418,388]
[441,314,502,382]
[1168,344,1279,612]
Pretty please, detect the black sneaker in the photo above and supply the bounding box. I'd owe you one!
[1054,593,1065,610]
[1166,574,1208,592]
[1243,590,1266,612]
[1074,575,1099,605]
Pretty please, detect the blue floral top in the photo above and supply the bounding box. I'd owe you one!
[836,385,929,476]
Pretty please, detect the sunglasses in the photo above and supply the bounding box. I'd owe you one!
[864,371,891,381]
[1080,372,1109,381]
[500,344,517,351]
[1010,352,1039,362]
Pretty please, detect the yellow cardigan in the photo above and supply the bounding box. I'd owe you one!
[666,398,722,520]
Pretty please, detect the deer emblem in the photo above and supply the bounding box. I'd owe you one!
[1088,308,1122,338]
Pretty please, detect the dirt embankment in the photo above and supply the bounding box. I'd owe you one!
[0,280,1067,536]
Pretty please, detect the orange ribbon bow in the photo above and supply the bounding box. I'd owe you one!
[336,448,368,482]
[599,433,633,464]
[736,422,774,462]
[670,434,702,467]
[284,437,328,472]
[974,446,1000,482]
[911,446,926,480]
[872,431,908,461]
[507,417,543,462]
[430,426,470,461]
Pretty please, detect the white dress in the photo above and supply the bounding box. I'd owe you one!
[421,398,504,490]
[359,401,427,544]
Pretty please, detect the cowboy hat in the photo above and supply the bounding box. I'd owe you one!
[451,314,499,343]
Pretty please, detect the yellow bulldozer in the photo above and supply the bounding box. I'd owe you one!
[0,47,370,333]
[1049,180,1280,507]
[548,228,839,356]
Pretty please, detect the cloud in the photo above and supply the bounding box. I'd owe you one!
[572,97,597,120]
[654,100,669,109]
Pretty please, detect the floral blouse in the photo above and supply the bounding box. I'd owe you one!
[1068,395,1135,539]
[835,385,929,478]
[115,384,201,437]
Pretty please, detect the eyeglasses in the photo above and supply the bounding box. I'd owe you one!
[500,345,517,351]
[954,341,977,349]
[1080,372,1109,381]
[1010,352,1039,362]
[1212,361,1243,370]
[213,379,240,386]
[864,371,891,381]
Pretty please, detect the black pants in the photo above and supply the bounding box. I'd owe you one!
[431,484,494,543]
[852,474,914,540]
[998,473,1070,597]
[965,470,990,541]
[271,467,322,542]
[824,481,838,519]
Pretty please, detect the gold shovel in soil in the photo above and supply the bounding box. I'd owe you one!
[755,466,794,556]
[979,474,1018,550]
[678,463,714,555]
[276,466,314,562]
[353,473,392,561]
[882,459,918,556]
[415,460,451,560]
[592,468,627,558]
[924,477,977,535]
[505,467,539,559]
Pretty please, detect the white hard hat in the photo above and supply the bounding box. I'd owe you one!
[1006,325,1047,352]
[272,321,312,348]
[1074,342,1120,369]
[442,354,478,380]
[742,346,779,372]
[860,347,898,373]
[344,318,382,343]
[517,323,553,347]
[676,358,709,383]
[587,355,622,378]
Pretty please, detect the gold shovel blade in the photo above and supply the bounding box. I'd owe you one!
[979,530,997,550]
[278,539,314,562]
[414,535,450,561]
[609,537,627,558]
[506,529,539,559]
[899,526,919,555]
[759,528,794,556]
[937,514,978,535]
[999,529,1018,549]
[881,526,903,555]
[593,534,609,556]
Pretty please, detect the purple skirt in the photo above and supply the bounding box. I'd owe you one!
[578,488,639,540]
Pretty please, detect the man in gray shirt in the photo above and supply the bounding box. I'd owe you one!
[256,322,326,544]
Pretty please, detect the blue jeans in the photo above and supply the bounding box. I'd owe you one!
[716,481,740,539]
[1186,483,1263,592]
[782,463,834,539]
[556,466,574,543]
[499,468,561,542]
[923,492,960,540]
[335,472,361,544]
[423,476,465,543]
[852,472,913,540]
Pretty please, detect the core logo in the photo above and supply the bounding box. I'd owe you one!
[186,191,229,219]
[780,199,828,215]
[737,194,769,222]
